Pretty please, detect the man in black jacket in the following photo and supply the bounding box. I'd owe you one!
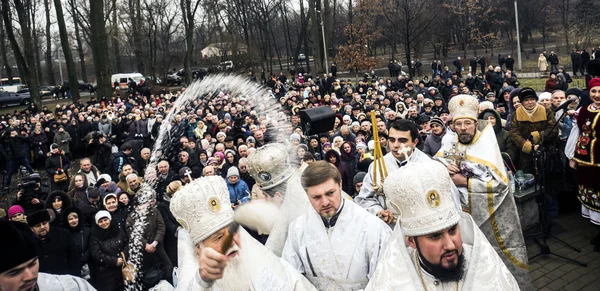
[548,51,559,73]
[15,174,50,215]
[505,55,515,71]
[28,210,75,276]
[4,129,35,189]
[571,49,583,76]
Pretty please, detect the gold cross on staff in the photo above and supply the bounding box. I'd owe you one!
[443,142,465,167]
[370,110,388,210]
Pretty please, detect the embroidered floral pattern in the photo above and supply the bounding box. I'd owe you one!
[576,119,593,156]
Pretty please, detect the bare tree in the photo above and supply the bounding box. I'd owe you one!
[54,0,80,102]
[44,0,56,85]
[180,0,201,84]
[89,0,111,98]
[1,0,41,105]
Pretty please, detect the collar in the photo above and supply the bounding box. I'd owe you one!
[321,198,345,228]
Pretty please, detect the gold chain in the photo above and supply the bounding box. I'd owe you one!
[414,251,459,291]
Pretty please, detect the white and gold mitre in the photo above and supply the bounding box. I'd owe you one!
[170,176,233,245]
[383,160,460,236]
[448,94,479,121]
[247,143,296,190]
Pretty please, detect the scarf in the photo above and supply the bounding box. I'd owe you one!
[522,103,539,119]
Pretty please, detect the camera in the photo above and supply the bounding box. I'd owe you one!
[18,176,39,204]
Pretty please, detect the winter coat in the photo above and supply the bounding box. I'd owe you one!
[339,142,358,181]
[155,170,177,201]
[99,182,122,198]
[5,135,30,160]
[479,109,518,163]
[547,53,559,65]
[509,104,557,173]
[538,56,548,72]
[226,179,250,205]
[109,151,132,182]
[66,123,83,153]
[325,150,353,195]
[126,207,165,247]
[45,152,70,190]
[36,227,75,276]
[545,78,559,92]
[89,224,127,291]
[156,200,180,265]
[97,121,112,137]
[44,191,72,227]
[29,132,49,159]
[79,199,101,228]
[137,118,150,137]
[53,131,72,154]
[107,203,129,231]
[423,130,446,156]
[63,208,91,277]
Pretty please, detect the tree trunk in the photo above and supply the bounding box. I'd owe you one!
[54,0,80,102]
[1,0,41,106]
[300,0,310,74]
[130,0,144,74]
[0,15,14,84]
[310,0,324,73]
[44,0,56,85]
[112,0,122,73]
[69,0,87,83]
[89,0,111,98]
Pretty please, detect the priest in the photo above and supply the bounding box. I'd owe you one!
[434,94,533,290]
[356,119,461,224]
[170,176,317,291]
[365,159,519,290]
[282,161,391,290]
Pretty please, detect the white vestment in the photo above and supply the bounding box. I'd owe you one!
[37,273,96,291]
[356,148,462,217]
[282,199,391,290]
[364,212,520,291]
[175,228,317,291]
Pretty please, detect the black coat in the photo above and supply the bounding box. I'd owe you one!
[325,150,353,195]
[5,135,30,160]
[157,201,180,266]
[36,227,75,275]
[89,224,127,291]
[65,217,91,277]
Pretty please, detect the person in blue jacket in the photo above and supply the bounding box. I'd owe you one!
[225,167,249,208]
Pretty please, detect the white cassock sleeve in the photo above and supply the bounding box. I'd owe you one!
[565,108,581,160]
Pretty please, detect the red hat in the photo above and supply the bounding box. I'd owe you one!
[588,78,600,91]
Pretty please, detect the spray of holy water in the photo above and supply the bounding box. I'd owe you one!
[125,74,288,290]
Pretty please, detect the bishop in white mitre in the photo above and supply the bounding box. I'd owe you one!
[170,175,317,291]
[365,159,520,291]
[282,161,391,291]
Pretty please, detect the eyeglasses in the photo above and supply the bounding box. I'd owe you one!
[453,120,474,128]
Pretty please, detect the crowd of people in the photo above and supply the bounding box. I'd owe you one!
[1,55,600,291]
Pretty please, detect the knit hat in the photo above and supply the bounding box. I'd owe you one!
[430,116,444,128]
[290,133,301,142]
[588,78,600,90]
[565,87,583,98]
[50,143,59,151]
[351,121,360,127]
[246,136,256,144]
[0,220,38,273]
[7,205,24,219]
[538,92,551,103]
[353,172,367,185]
[343,115,351,121]
[356,142,367,150]
[95,210,111,225]
[518,87,538,102]
[216,132,226,139]
[224,113,232,120]
[213,151,224,161]
[27,210,50,227]
[226,167,240,178]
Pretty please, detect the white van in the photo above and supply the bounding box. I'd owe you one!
[111,73,145,90]
[0,77,25,92]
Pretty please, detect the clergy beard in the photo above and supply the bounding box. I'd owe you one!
[213,245,254,291]
[416,243,466,283]
[457,132,474,144]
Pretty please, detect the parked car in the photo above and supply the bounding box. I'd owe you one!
[298,54,307,62]
[16,86,55,97]
[219,61,234,71]
[0,91,31,106]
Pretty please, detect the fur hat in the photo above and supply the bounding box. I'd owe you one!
[27,210,50,227]
[95,210,111,225]
[0,220,38,273]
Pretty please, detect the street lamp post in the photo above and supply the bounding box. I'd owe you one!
[514,0,522,71]
[317,8,329,75]
[56,45,64,85]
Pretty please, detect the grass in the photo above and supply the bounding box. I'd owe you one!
[518,76,587,92]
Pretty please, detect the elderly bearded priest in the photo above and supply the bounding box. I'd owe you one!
[170,175,317,291]
[435,94,532,291]
[364,159,519,291]
[282,161,391,290]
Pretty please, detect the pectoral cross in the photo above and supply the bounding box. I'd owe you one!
[184,168,193,181]
[443,142,465,167]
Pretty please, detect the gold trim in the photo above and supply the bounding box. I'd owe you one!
[465,178,472,214]
[464,154,509,184]
[486,180,529,270]
[574,110,600,166]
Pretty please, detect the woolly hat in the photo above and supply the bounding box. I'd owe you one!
[224,113,232,120]
[565,87,583,98]
[353,172,367,186]
[226,167,240,178]
[538,92,551,103]
[290,133,301,142]
[351,121,360,127]
[246,136,256,144]
[430,116,445,128]
[216,132,226,139]
[0,220,38,273]
[170,176,234,245]
[588,78,600,90]
[27,210,50,227]
[356,142,368,150]
[7,205,24,219]
[94,210,111,225]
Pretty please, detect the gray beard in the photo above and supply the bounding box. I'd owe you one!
[214,250,254,291]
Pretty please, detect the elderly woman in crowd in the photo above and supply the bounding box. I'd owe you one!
[89,210,128,291]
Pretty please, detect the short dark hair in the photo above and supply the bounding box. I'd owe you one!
[301,161,341,189]
[389,119,420,142]
[120,142,133,151]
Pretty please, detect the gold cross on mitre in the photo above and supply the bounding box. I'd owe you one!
[443,142,465,167]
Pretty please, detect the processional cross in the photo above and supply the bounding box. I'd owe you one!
[443,142,465,167]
